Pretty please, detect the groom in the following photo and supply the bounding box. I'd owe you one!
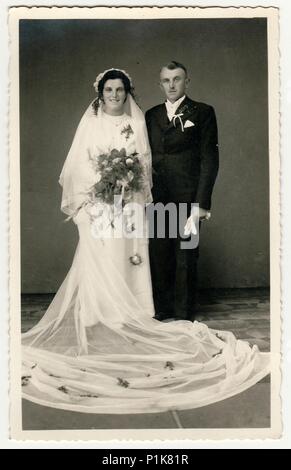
[145,61,219,321]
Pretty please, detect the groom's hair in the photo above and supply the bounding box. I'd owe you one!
[161,61,188,76]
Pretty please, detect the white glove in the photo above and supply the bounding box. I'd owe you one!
[184,214,198,236]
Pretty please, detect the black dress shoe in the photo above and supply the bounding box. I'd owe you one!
[154,312,172,321]
[187,313,196,322]
[154,312,164,321]
[174,312,189,321]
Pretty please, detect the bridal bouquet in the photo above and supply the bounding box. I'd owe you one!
[90,148,144,205]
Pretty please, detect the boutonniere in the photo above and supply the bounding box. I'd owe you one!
[179,104,189,115]
[121,124,134,140]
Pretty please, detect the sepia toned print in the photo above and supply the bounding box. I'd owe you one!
[9,6,280,441]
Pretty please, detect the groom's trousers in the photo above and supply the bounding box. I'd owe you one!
[148,201,200,321]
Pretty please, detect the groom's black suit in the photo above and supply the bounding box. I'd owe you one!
[145,96,219,320]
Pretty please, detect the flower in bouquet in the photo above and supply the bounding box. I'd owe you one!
[89,148,144,205]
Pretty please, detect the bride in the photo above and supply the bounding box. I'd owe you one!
[22,68,270,414]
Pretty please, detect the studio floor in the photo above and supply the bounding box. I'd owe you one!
[21,288,270,430]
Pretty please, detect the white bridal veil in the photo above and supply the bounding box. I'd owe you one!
[59,93,152,218]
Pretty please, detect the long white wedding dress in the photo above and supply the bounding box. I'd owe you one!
[22,108,270,414]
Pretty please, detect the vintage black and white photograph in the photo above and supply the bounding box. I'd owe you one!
[9,6,280,440]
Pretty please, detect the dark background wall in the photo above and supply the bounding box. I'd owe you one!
[20,18,269,293]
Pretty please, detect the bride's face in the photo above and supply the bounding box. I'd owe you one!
[102,79,127,115]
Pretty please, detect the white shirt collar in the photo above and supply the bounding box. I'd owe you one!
[165,95,186,120]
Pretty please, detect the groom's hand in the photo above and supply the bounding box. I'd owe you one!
[184,207,211,236]
[199,207,209,220]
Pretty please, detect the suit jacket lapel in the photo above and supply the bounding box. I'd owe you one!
[156,104,170,130]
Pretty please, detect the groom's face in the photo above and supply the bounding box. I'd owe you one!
[160,67,189,103]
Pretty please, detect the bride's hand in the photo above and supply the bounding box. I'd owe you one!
[73,207,87,225]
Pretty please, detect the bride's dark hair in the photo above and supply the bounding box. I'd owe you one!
[92,69,135,115]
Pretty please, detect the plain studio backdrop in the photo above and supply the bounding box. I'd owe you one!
[20,18,269,293]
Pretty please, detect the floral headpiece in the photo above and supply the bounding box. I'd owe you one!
[93,68,133,92]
